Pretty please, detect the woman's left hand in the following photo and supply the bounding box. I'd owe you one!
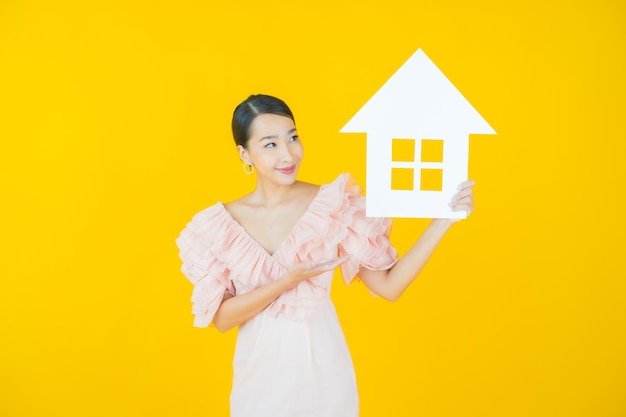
[448,179,475,220]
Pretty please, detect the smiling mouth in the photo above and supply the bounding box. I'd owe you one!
[277,165,296,174]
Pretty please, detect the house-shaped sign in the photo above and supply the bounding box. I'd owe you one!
[341,49,495,219]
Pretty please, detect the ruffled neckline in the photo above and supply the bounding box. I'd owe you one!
[215,173,356,264]
[177,172,396,324]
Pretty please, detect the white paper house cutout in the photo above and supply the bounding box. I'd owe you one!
[340,49,496,219]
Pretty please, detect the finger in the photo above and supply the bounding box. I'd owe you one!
[457,179,475,191]
[451,195,473,206]
[449,196,473,209]
[312,257,351,272]
[449,194,473,207]
[449,196,474,210]
[451,189,473,202]
[450,202,473,213]
[452,182,474,197]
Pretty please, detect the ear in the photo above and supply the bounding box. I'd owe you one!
[237,145,250,164]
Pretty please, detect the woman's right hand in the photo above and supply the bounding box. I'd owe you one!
[213,256,351,332]
[283,256,351,288]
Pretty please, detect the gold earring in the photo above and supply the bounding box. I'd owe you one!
[243,161,255,175]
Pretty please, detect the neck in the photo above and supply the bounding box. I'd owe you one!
[251,177,297,208]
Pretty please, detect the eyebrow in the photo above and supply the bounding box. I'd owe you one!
[260,128,297,141]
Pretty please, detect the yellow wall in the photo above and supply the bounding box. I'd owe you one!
[1,1,625,416]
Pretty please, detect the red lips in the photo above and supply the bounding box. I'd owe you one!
[277,165,296,175]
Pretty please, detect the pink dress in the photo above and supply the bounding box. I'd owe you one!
[176,174,398,417]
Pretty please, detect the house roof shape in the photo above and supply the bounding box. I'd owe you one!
[340,49,496,137]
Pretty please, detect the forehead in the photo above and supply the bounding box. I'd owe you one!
[249,113,295,137]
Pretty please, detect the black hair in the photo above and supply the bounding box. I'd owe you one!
[231,94,295,148]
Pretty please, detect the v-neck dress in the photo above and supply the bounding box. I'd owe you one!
[176,173,398,417]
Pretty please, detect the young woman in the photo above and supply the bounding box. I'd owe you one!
[176,94,474,417]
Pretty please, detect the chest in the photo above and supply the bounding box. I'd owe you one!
[235,202,310,256]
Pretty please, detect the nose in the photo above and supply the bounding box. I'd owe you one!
[279,144,294,163]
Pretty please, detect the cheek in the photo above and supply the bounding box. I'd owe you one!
[295,143,305,158]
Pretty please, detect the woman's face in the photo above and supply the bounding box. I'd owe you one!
[239,113,304,186]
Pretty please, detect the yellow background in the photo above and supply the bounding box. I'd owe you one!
[1,1,625,416]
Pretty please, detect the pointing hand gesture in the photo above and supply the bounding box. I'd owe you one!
[284,256,351,288]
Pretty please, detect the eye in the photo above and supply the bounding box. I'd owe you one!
[264,142,276,148]
[289,135,299,142]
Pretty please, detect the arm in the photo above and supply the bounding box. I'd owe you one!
[212,257,350,332]
[358,218,452,301]
[358,180,475,302]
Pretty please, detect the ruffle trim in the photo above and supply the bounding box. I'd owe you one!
[176,205,237,327]
[176,173,398,327]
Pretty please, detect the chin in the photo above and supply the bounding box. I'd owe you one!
[275,172,298,185]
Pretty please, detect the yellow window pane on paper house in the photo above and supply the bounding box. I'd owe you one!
[420,168,443,191]
[392,138,415,162]
[420,139,444,162]
[391,168,414,190]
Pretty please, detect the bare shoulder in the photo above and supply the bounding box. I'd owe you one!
[223,193,254,221]
[294,180,321,200]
